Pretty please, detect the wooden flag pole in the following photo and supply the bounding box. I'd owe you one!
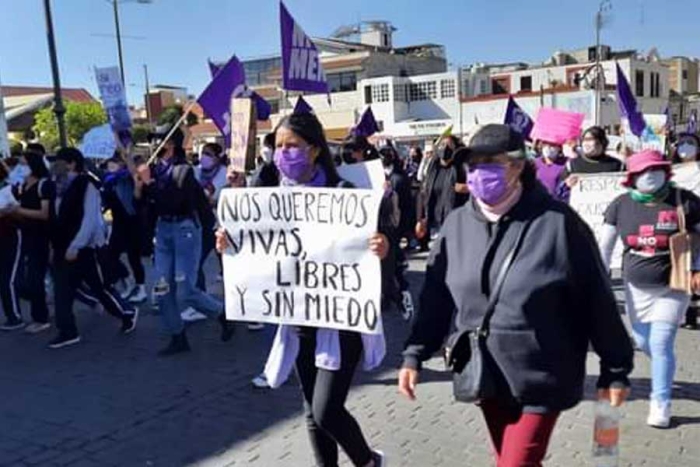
[146,100,198,165]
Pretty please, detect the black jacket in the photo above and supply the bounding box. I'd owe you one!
[417,160,467,229]
[403,185,634,411]
[387,168,414,237]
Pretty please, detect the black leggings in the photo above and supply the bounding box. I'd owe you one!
[295,329,373,467]
[107,215,145,286]
[18,233,50,323]
[0,230,22,323]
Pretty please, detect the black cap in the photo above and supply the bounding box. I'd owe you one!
[463,124,526,162]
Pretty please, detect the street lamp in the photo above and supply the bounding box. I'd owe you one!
[108,0,153,84]
[42,0,67,149]
[594,0,612,126]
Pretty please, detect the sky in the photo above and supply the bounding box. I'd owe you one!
[0,0,697,104]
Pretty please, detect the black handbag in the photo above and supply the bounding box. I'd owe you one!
[445,221,529,403]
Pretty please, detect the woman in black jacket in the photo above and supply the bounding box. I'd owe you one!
[398,124,634,467]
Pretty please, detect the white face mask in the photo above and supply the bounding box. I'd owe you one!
[635,170,667,194]
[582,141,600,157]
[261,146,273,163]
[541,145,561,160]
[677,143,698,160]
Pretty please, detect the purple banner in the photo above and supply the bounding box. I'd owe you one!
[198,56,246,147]
[208,59,271,121]
[504,96,533,140]
[352,107,380,137]
[280,2,328,94]
[293,96,313,114]
[616,63,646,137]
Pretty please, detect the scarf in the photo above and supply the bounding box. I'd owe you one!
[104,168,130,185]
[279,166,327,188]
[629,183,672,204]
[154,158,174,190]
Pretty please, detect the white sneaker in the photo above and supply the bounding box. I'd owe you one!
[25,322,51,334]
[251,373,270,388]
[181,307,207,322]
[247,322,265,331]
[401,291,414,321]
[647,399,671,428]
[128,285,148,303]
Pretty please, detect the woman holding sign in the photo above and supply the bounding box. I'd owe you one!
[398,124,633,466]
[217,112,389,467]
[600,149,700,428]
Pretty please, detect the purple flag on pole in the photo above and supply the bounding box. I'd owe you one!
[616,63,646,137]
[197,55,246,147]
[504,96,533,140]
[207,59,272,121]
[280,2,328,94]
[293,96,313,114]
[352,107,380,137]
[687,110,698,134]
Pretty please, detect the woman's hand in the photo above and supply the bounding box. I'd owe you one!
[398,368,419,401]
[597,387,630,408]
[454,183,469,194]
[565,175,580,188]
[215,228,229,254]
[415,220,427,240]
[369,233,389,260]
[136,164,152,185]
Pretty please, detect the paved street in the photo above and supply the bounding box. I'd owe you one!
[1,253,700,467]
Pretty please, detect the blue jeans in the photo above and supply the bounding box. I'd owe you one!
[629,320,678,404]
[154,219,223,335]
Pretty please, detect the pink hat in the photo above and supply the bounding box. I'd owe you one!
[622,149,671,187]
[530,108,585,145]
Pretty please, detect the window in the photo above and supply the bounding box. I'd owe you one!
[491,78,509,95]
[408,81,437,101]
[479,80,488,94]
[371,84,390,103]
[649,72,661,98]
[364,86,373,104]
[635,70,645,97]
[520,76,532,92]
[683,69,689,80]
[327,72,358,93]
[242,57,282,86]
[393,84,406,102]
[440,79,456,98]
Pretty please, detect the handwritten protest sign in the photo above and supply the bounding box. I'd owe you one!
[229,98,256,172]
[672,162,700,197]
[569,173,626,269]
[218,187,383,334]
[80,124,116,159]
[95,66,131,145]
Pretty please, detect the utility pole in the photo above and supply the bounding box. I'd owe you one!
[43,0,67,149]
[458,67,463,137]
[144,64,152,126]
[113,0,126,84]
[595,0,612,126]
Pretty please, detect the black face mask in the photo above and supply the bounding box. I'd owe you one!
[440,147,453,162]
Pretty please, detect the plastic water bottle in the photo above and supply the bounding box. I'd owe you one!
[593,400,620,467]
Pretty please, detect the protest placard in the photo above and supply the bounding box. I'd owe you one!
[217,187,383,334]
[229,98,256,172]
[672,162,700,197]
[569,173,626,269]
[337,159,385,190]
[95,66,131,145]
[79,124,116,159]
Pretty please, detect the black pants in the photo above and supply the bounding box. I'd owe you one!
[107,215,145,286]
[295,328,372,467]
[0,230,22,323]
[18,232,50,323]
[196,226,216,291]
[53,248,130,337]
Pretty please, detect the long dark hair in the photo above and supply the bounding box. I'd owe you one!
[24,151,49,179]
[582,126,609,152]
[277,113,341,186]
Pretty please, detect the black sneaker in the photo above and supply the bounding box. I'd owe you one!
[218,313,235,342]
[121,309,139,334]
[48,334,81,349]
[158,332,190,356]
[0,319,25,331]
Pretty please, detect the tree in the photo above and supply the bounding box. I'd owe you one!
[131,124,151,144]
[33,101,107,150]
[157,104,198,128]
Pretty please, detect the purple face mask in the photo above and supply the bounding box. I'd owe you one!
[199,154,217,170]
[467,163,510,206]
[274,147,313,182]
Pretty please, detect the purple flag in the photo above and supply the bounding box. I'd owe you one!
[616,63,646,137]
[687,110,698,134]
[293,96,313,114]
[352,107,380,137]
[198,55,246,147]
[504,96,533,140]
[280,2,328,94]
[207,59,271,121]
